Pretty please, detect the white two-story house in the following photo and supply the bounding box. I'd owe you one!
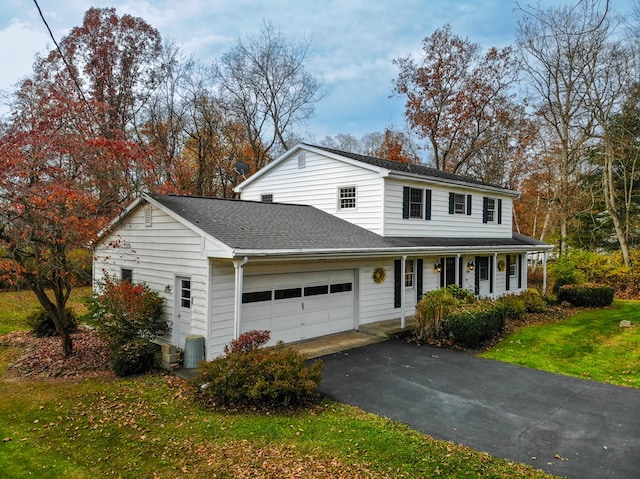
[93,143,552,359]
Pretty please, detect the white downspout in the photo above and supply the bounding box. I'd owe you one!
[401,255,407,329]
[232,257,249,339]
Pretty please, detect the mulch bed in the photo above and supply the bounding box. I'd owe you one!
[1,328,114,380]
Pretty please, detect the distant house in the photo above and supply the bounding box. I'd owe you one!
[93,143,552,359]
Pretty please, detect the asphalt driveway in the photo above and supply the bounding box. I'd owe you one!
[317,340,640,479]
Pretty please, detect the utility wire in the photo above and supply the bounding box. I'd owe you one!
[32,0,108,138]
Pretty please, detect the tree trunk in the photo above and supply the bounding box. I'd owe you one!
[28,280,74,357]
[603,146,631,266]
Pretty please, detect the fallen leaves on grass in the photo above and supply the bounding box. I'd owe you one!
[3,328,113,379]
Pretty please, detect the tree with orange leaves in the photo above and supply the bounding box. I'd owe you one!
[0,82,153,358]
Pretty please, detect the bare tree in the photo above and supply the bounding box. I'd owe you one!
[393,24,521,176]
[213,21,324,169]
[516,0,612,255]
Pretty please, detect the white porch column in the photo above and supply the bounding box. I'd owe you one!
[456,253,461,286]
[493,252,498,298]
[543,251,548,295]
[400,255,407,329]
[232,257,249,339]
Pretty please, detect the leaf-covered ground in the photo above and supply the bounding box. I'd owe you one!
[1,328,113,379]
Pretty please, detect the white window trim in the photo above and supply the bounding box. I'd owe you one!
[486,197,496,223]
[404,260,415,288]
[454,193,466,215]
[337,185,357,210]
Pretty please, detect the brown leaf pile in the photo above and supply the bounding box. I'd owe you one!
[3,328,114,379]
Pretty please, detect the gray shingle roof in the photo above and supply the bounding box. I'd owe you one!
[305,144,506,190]
[149,194,391,251]
[149,194,548,254]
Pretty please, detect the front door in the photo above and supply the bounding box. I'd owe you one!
[475,257,492,297]
[175,276,192,349]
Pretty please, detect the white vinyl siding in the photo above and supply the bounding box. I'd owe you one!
[93,204,211,352]
[384,179,512,238]
[239,151,385,234]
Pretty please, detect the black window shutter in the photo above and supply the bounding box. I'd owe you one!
[505,255,511,291]
[448,193,455,214]
[518,254,522,289]
[466,194,472,215]
[425,189,432,220]
[416,259,424,300]
[402,187,410,219]
[458,257,463,287]
[394,260,402,308]
[439,257,445,288]
[482,197,488,223]
[498,199,503,224]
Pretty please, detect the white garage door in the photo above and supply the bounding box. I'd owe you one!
[241,270,355,344]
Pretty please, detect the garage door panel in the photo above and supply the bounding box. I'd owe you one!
[242,269,354,344]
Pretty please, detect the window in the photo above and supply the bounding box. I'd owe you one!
[180,278,191,309]
[304,285,329,296]
[338,186,356,209]
[454,194,465,214]
[405,260,415,287]
[509,261,517,277]
[121,268,133,283]
[485,198,496,222]
[409,188,423,218]
[274,287,302,300]
[449,193,472,215]
[242,290,272,303]
[261,194,273,203]
[403,187,431,220]
[483,197,502,224]
[330,282,352,293]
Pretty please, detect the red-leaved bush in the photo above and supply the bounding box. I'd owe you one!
[88,277,166,349]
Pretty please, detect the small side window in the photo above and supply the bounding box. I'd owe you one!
[261,194,273,203]
[121,268,133,283]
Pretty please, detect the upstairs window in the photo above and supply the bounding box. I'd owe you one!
[485,198,496,222]
[338,186,356,209]
[261,194,273,203]
[403,187,431,220]
[449,193,472,215]
[483,197,503,224]
[409,188,423,218]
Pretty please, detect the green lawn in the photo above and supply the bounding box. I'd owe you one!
[481,300,640,388]
[0,287,558,478]
[0,350,555,479]
[0,287,92,335]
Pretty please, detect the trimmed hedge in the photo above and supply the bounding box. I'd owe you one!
[557,283,615,307]
[443,302,507,348]
[195,331,324,410]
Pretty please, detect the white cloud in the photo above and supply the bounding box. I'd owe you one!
[0,19,49,91]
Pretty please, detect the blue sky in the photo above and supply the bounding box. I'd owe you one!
[0,0,632,139]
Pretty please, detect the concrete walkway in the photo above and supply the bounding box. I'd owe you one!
[316,340,640,479]
[290,318,413,358]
